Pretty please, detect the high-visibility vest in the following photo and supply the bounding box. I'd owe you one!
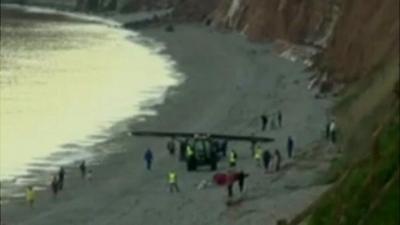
[229,151,236,163]
[254,148,262,159]
[169,172,177,184]
[186,146,194,157]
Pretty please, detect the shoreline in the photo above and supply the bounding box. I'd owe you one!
[0,5,182,199]
[2,12,334,225]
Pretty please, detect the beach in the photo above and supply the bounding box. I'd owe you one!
[2,24,333,225]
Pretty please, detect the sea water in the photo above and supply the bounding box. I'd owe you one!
[0,5,180,191]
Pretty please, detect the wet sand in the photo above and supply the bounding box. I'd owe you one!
[1,24,333,225]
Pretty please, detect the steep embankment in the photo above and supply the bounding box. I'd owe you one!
[212,0,335,44]
[201,0,400,224]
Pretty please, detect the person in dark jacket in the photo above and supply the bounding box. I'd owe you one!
[144,148,154,170]
[277,111,283,128]
[58,167,65,190]
[221,139,228,157]
[261,115,268,131]
[167,138,176,156]
[287,136,294,158]
[51,175,59,198]
[79,160,86,179]
[237,171,249,193]
[274,149,282,171]
[179,139,188,161]
[262,150,272,172]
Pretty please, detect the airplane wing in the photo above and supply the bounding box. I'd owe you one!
[129,131,274,143]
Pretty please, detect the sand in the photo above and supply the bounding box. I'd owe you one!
[1,24,334,225]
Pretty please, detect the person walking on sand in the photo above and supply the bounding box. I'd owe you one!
[262,150,272,172]
[26,186,35,208]
[58,167,65,190]
[79,160,86,179]
[277,111,283,128]
[167,138,176,156]
[226,170,236,199]
[228,150,238,167]
[326,122,331,140]
[287,136,294,158]
[254,146,262,167]
[274,149,282,171]
[261,114,268,131]
[144,148,154,170]
[329,120,337,144]
[221,139,228,157]
[51,175,59,198]
[179,139,188,161]
[237,170,249,193]
[168,171,180,193]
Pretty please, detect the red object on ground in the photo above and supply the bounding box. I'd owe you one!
[213,173,227,186]
[213,172,238,186]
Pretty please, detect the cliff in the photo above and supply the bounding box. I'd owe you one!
[210,0,399,81]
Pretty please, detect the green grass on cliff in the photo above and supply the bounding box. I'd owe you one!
[307,118,399,225]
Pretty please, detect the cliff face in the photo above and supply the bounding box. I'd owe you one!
[212,0,335,44]
[210,0,399,81]
[324,0,399,81]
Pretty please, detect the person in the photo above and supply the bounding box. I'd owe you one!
[186,145,195,171]
[329,120,337,143]
[254,146,262,167]
[144,148,154,170]
[221,139,228,157]
[261,114,268,131]
[58,167,65,190]
[277,111,283,128]
[326,122,331,140]
[179,139,188,161]
[237,170,249,193]
[287,136,294,158]
[168,171,180,193]
[227,183,234,199]
[51,175,59,198]
[167,138,176,156]
[274,149,282,171]
[228,150,237,167]
[79,160,86,179]
[262,150,272,172]
[26,186,35,208]
[226,170,236,198]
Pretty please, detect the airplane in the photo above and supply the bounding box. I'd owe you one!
[130,130,274,171]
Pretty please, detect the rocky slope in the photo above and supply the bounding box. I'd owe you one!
[209,0,399,81]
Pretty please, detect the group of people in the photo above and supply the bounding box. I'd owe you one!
[25,160,92,208]
[143,148,180,193]
[230,136,294,172]
[254,147,282,172]
[261,110,283,131]
[50,167,66,198]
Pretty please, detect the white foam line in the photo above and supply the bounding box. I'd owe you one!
[2,3,121,27]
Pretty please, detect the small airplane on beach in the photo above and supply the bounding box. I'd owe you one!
[130,130,274,171]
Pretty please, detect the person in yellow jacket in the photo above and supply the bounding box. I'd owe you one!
[168,171,180,193]
[186,146,194,158]
[254,146,262,167]
[228,150,237,167]
[26,186,36,208]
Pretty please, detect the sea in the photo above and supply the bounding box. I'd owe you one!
[0,4,181,199]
